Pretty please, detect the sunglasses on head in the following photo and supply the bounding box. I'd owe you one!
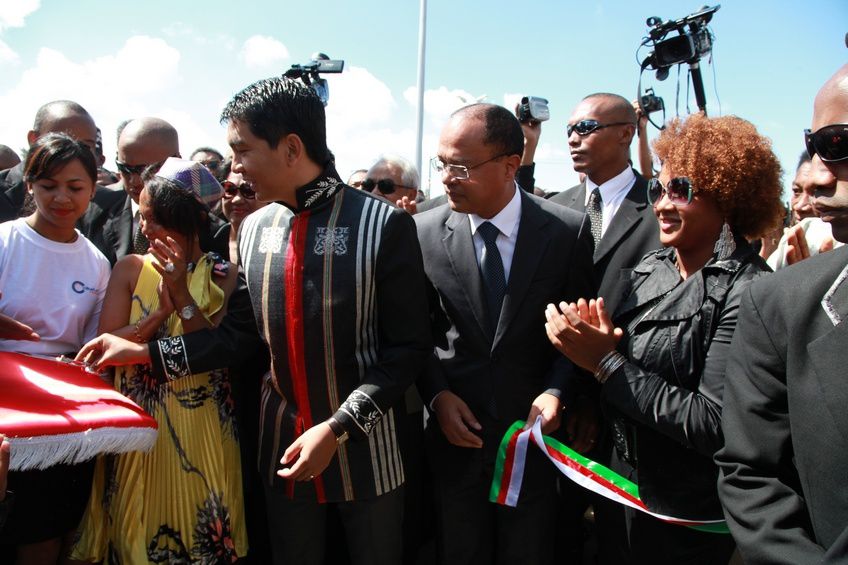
[647,176,694,206]
[804,124,848,163]
[221,180,256,199]
[115,160,164,177]
[567,119,635,137]
[361,178,414,195]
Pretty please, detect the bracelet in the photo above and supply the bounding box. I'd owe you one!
[594,351,626,384]
[133,317,145,343]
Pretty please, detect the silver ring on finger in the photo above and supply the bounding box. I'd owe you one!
[165,262,175,273]
[309,474,315,480]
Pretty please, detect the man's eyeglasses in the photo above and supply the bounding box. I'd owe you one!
[221,180,256,200]
[115,160,165,177]
[804,124,848,163]
[431,152,510,181]
[567,120,635,137]
[647,176,695,206]
[361,178,415,195]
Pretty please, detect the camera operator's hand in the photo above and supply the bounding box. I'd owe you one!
[632,99,654,179]
[515,103,542,166]
[632,99,649,134]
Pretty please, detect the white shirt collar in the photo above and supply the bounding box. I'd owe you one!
[469,183,522,239]
[585,166,636,204]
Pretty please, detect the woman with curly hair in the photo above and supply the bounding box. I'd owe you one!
[544,113,783,563]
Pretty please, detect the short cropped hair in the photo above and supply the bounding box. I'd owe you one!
[221,77,330,165]
[453,104,524,158]
[652,113,783,239]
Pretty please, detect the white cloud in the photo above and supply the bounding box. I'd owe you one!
[240,35,289,69]
[0,38,17,64]
[0,0,40,31]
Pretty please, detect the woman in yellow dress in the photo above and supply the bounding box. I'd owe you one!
[72,158,246,563]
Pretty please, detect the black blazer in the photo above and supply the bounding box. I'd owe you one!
[415,190,595,449]
[716,245,848,565]
[548,174,661,314]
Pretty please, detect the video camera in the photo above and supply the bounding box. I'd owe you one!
[516,96,550,123]
[637,5,720,117]
[644,5,719,73]
[284,52,345,106]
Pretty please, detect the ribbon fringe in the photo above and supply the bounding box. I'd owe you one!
[8,426,158,471]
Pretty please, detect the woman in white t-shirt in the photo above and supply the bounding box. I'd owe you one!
[0,133,110,565]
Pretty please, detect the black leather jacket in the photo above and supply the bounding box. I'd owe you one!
[602,240,770,520]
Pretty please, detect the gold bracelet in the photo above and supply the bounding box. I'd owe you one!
[133,318,145,343]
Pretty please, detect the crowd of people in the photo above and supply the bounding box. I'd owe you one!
[0,59,844,565]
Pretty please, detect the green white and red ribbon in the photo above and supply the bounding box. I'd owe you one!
[489,417,729,534]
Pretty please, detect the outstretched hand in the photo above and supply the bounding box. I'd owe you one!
[545,297,623,373]
[0,292,39,342]
[75,333,151,370]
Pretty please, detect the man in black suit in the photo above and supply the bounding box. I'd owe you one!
[80,117,180,264]
[518,92,661,564]
[0,100,99,220]
[547,93,660,314]
[716,63,848,565]
[415,103,594,564]
[80,117,227,265]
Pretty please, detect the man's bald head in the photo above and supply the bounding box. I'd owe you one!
[582,93,639,124]
[0,145,20,170]
[118,117,180,156]
[27,100,97,156]
[116,117,181,203]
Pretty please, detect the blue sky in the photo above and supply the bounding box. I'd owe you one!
[1,0,846,198]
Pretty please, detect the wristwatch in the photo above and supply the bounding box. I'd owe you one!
[327,417,349,445]
[178,303,197,321]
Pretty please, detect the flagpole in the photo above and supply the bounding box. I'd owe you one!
[414,0,428,194]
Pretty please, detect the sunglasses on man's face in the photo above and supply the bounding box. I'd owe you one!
[221,180,256,200]
[566,119,635,137]
[361,178,414,195]
[804,124,848,163]
[115,160,164,177]
[647,176,695,206]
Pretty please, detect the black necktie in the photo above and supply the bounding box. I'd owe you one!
[587,187,603,246]
[478,221,506,329]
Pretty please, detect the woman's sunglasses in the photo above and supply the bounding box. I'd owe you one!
[221,180,256,200]
[647,176,694,206]
[804,124,848,163]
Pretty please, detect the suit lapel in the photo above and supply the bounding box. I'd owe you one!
[493,193,550,349]
[807,320,848,441]
[594,176,650,263]
[565,183,586,213]
[112,197,134,258]
[442,211,490,339]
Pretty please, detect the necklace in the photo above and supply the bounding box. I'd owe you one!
[25,219,78,243]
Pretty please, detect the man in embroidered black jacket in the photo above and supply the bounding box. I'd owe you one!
[79,78,432,565]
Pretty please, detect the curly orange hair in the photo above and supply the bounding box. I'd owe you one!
[652,114,784,239]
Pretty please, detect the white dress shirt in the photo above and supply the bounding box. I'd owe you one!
[468,184,522,283]
[585,167,637,238]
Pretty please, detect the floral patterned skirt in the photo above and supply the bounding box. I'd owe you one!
[71,366,247,564]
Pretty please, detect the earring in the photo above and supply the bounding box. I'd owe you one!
[714,220,736,260]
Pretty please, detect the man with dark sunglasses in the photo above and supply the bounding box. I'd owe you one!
[79,117,228,265]
[363,154,420,207]
[717,63,848,565]
[519,93,660,564]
